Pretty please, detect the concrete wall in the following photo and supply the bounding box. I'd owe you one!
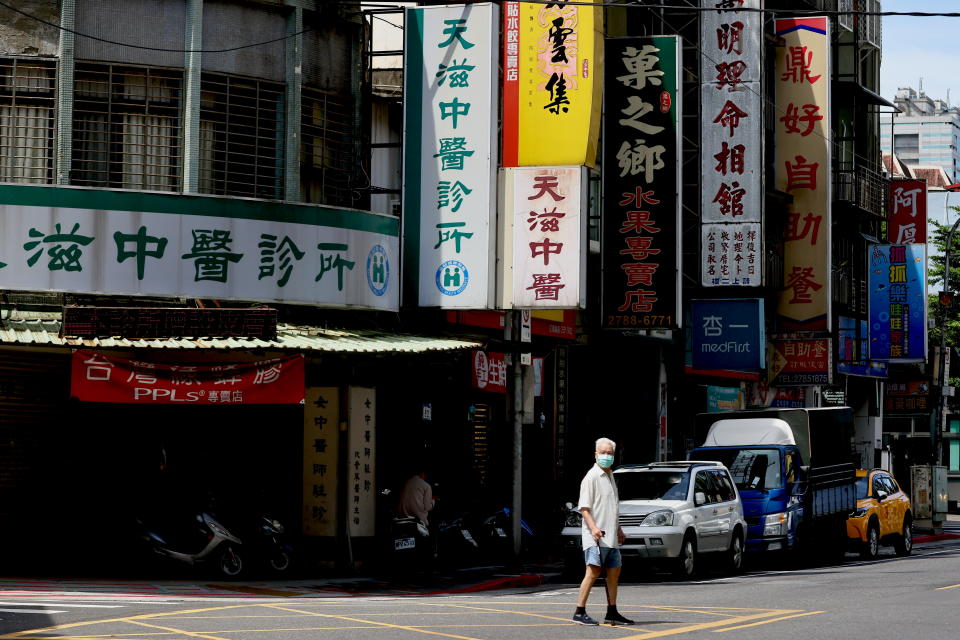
[202,0,285,81]
[0,1,59,56]
[76,0,185,68]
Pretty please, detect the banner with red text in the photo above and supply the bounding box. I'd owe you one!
[71,350,305,404]
[774,17,831,330]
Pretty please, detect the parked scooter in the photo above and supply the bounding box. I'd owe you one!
[247,514,294,574]
[475,507,534,563]
[136,511,245,578]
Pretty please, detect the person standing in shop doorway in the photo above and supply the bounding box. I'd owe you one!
[397,466,434,527]
[572,437,634,626]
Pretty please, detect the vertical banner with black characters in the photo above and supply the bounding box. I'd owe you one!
[602,36,681,329]
[302,387,339,537]
[347,386,376,537]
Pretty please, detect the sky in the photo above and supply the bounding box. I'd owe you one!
[880,1,960,104]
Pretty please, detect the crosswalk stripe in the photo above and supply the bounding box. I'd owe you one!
[0,609,68,615]
[0,603,125,609]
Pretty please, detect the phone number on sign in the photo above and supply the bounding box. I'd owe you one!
[605,315,673,328]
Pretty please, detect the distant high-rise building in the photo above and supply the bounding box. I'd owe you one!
[881,87,960,184]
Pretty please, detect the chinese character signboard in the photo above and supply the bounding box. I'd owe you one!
[774,17,831,330]
[769,337,831,385]
[502,166,586,308]
[0,186,398,309]
[303,387,339,537]
[62,307,277,339]
[471,350,508,394]
[838,315,888,378]
[403,3,499,308]
[602,36,681,329]
[502,1,603,167]
[70,351,304,404]
[884,380,931,414]
[868,244,928,361]
[888,179,927,244]
[702,223,762,286]
[700,0,763,287]
[347,386,376,537]
[691,298,765,370]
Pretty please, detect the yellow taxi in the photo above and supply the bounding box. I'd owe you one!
[846,469,912,559]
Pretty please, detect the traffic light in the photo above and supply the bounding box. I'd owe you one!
[940,291,955,308]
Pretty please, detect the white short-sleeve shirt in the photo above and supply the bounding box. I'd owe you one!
[578,464,620,549]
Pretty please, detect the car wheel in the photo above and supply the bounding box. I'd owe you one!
[726,531,744,574]
[894,517,913,557]
[860,521,880,560]
[674,534,696,579]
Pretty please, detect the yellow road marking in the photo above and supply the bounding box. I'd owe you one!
[935,584,960,590]
[0,605,253,640]
[589,610,805,640]
[421,602,582,624]
[123,618,232,640]
[264,604,483,640]
[711,610,824,631]
[205,586,301,598]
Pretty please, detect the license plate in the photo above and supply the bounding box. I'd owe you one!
[495,527,507,537]
[395,537,416,550]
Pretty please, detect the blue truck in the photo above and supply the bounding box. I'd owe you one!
[690,407,856,558]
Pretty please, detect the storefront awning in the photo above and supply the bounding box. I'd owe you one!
[0,312,482,353]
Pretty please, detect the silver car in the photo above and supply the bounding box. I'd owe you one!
[561,461,746,578]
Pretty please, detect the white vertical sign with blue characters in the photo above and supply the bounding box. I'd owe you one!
[402,3,499,308]
[691,298,765,370]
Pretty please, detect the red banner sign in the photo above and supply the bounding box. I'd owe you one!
[71,350,304,404]
[769,338,831,386]
[471,350,508,394]
[887,179,927,244]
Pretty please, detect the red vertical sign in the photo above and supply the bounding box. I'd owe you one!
[887,179,927,244]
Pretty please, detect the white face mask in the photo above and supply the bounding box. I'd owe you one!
[596,453,614,468]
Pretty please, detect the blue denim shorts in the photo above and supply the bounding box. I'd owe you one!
[584,546,622,569]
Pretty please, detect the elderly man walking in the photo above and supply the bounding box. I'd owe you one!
[571,437,635,626]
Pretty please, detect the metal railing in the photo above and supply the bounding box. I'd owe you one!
[834,164,889,218]
[0,58,56,185]
[859,0,882,50]
[300,86,359,208]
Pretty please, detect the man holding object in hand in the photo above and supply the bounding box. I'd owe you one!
[571,437,634,627]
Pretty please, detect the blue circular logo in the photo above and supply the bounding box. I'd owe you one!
[436,260,468,296]
[366,244,390,297]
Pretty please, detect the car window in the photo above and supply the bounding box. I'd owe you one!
[709,448,783,490]
[614,470,690,501]
[711,470,737,503]
[879,476,898,495]
[872,475,886,497]
[694,471,713,504]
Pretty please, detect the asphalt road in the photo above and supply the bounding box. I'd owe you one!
[1,539,958,640]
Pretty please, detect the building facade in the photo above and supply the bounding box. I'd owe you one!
[881,87,960,185]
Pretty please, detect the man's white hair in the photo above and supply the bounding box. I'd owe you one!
[595,437,616,452]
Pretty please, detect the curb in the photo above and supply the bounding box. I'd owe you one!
[913,533,960,544]
[418,573,548,596]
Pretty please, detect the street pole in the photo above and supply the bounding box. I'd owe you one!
[936,216,960,465]
[511,310,524,561]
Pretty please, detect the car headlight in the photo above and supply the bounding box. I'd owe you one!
[850,507,868,518]
[763,512,787,536]
[564,510,582,527]
[640,510,674,527]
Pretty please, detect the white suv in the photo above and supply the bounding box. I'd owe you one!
[561,461,746,578]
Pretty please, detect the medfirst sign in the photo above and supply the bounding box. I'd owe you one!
[691,299,765,370]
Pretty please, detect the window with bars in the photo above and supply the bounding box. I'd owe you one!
[72,63,182,191]
[0,58,56,184]
[199,73,284,200]
[301,87,358,208]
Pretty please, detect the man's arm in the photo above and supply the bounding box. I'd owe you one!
[580,507,604,542]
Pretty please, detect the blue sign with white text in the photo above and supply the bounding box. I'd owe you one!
[691,299,765,371]
[868,244,927,361]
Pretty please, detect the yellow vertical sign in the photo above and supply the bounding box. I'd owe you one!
[502,2,603,167]
[774,17,831,330]
[302,387,339,537]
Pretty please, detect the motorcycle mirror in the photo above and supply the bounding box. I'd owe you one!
[565,502,575,510]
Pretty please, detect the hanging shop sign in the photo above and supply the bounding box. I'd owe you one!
[62,306,277,339]
[868,244,927,361]
[769,337,831,386]
[748,382,806,409]
[0,185,398,310]
[70,350,305,404]
[602,36,681,330]
[347,386,376,537]
[838,315,888,378]
[470,350,542,396]
[303,387,339,537]
[502,166,587,309]
[774,17,831,331]
[691,298,765,371]
[706,385,744,413]
[501,0,603,167]
[447,309,577,339]
[884,380,931,414]
[700,0,763,287]
[402,3,499,308]
[887,179,927,244]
